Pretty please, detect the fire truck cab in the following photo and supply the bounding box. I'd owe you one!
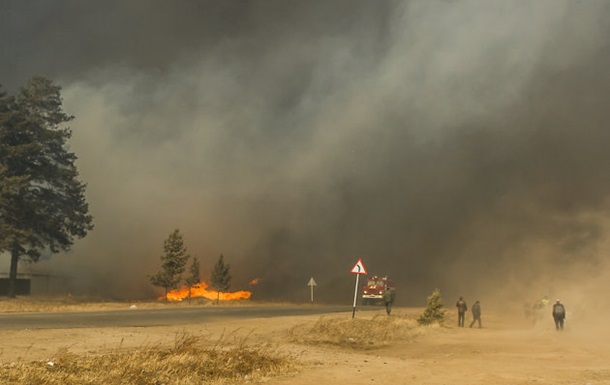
[361,275,395,306]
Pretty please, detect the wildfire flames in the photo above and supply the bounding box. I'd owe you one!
[249,278,261,285]
[165,280,252,302]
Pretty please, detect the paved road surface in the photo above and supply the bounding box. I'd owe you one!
[0,305,357,330]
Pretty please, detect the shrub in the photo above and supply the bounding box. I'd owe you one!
[417,288,445,325]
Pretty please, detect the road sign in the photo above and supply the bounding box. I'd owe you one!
[350,258,367,275]
[349,258,367,319]
[307,277,317,303]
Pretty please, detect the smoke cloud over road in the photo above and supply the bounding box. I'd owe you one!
[2,0,610,307]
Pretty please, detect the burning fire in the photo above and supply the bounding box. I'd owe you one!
[165,280,252,302]
[249,278,261,285]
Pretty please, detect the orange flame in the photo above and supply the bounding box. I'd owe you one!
[249,278,261,285]
[165,280,251,302]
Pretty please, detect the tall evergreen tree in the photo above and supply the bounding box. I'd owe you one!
[210,254,231,304]
[149,229,190,300]
[185,256,201,302]
[0,78,93,297]
[0,166,28,251]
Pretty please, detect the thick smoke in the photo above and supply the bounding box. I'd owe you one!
[2,1,610,307]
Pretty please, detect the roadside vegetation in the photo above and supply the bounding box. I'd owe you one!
[288,314,426,350]
[0,294,446,383]
[0,333,298,385]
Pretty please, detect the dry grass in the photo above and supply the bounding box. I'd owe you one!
[0,296,164,313]
[0,298,429,382]
[0,296,260,313]
[287,314,425,350]
[0,333,299,385]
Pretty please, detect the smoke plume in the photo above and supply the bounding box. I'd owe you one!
[2,0,610,306]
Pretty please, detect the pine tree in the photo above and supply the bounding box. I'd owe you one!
[184,256,201,302]
[210,254,231,304]
[417,288,445,325]
[0,166,28,251]
[149,229,190,300]
[0,78,93,297]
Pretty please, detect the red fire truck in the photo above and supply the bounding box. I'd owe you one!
[361,275,395,305]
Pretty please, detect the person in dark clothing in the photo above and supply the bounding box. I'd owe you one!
[469,300,482,328]
[456,296,467,327]
[383,288,394,315]
[552,299,566,330]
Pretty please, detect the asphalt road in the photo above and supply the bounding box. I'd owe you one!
[0,305,355,330]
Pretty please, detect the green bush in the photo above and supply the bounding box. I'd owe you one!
[417,288,445,325]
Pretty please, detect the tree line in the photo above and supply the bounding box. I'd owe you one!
[1,77,232,302]
[149,228,232,303]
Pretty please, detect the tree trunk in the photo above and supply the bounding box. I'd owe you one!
[216,291,220,305]
[8,249,19,298]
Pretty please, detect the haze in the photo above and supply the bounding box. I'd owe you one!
[1,1,610,310]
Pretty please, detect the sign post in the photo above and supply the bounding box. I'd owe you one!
[349,258,367,319]
[307,277,317,304]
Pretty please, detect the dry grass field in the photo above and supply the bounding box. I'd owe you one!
[1,298,610,384]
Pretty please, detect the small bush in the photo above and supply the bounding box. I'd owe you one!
[417,288,445,325]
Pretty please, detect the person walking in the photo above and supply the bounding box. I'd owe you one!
[469,300,482,328]
[552,299,566,330]
[456,296,467,327]
[383,288,394,315]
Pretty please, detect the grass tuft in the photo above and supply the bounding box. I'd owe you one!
[288,314,423,350]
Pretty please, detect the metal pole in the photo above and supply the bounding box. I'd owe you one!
[310,285,314,303]
[351,273,360,319]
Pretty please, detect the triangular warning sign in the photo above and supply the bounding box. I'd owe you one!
[350,258,367,275]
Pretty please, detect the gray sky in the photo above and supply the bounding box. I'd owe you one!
[2,0,610,306]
